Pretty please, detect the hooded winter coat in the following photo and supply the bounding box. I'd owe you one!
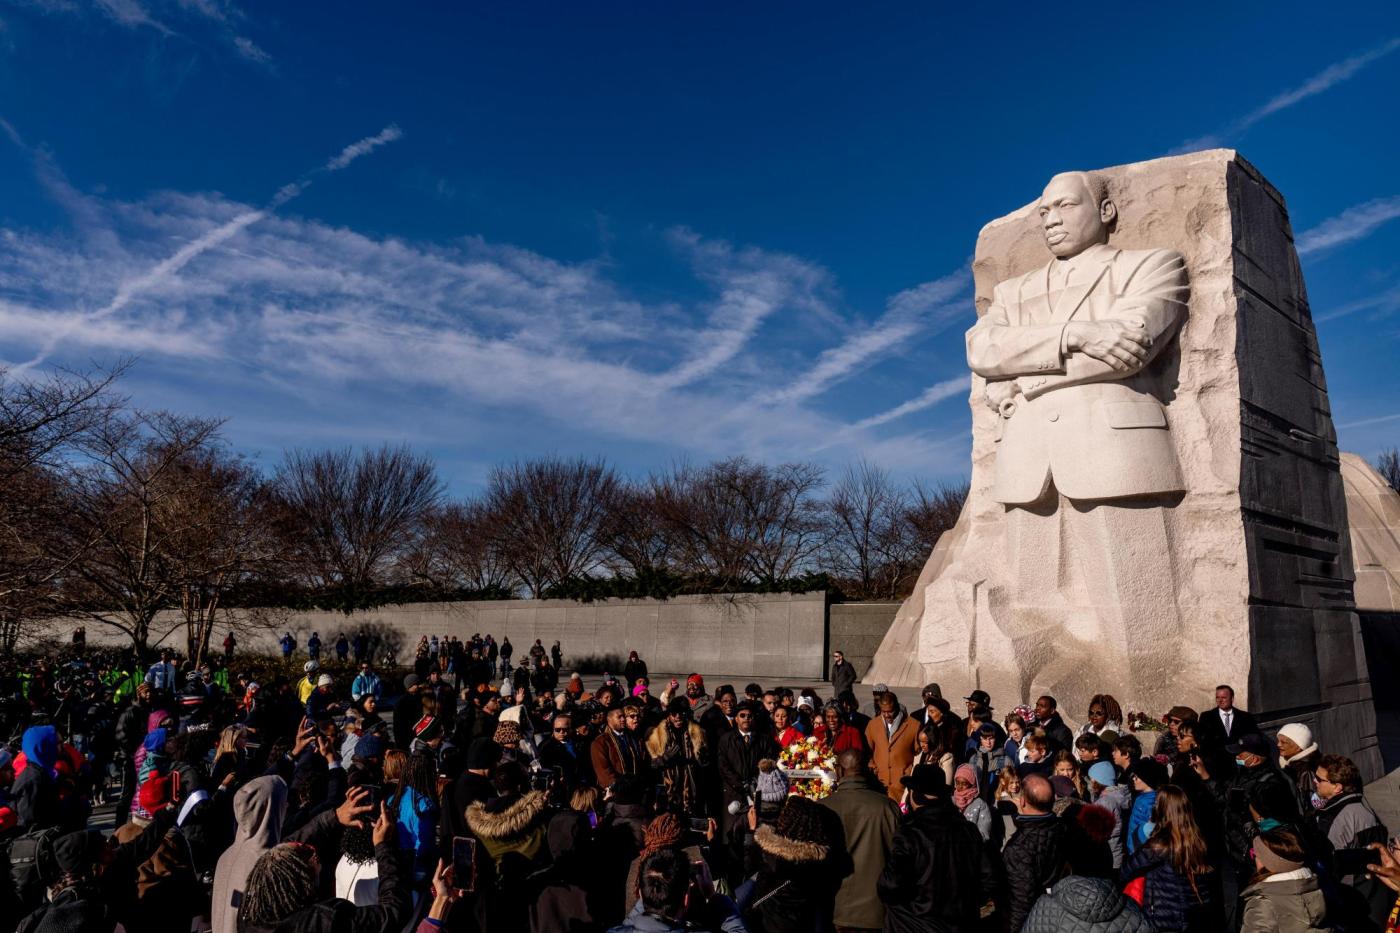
[1239,870,1333,933]
[211,777,289,933]
[12,725,59,831]
[745,825,838,933]
[1022,875,1153,933]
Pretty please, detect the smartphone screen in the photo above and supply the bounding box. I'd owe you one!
[688,817,710,833]
[452,836,477,893]
[1335,847,1381,876]
[358,784,381,809]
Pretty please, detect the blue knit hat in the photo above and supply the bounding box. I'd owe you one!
[1087,761,1117,787]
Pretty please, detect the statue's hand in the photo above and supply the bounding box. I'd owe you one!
[984,380,1019,412]
[1065,320,1152,371]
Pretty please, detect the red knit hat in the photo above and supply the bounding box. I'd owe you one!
[686,673,704,687]
[138,773,173,813]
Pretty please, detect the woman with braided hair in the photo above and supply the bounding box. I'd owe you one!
[237,802,407,933]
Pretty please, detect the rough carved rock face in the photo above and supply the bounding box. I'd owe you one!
[869,150,1379,778]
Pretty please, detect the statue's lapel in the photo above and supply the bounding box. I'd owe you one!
[1050,249,1117,324]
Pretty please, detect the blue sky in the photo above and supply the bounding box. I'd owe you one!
[1,2,1398,494]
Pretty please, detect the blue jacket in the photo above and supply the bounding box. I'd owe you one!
[1127,790,1157,853]
[352,671,382,701]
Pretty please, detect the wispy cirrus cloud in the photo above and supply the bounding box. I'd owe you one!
[765,266,970,405]
[1297,195,1400,257]
[849,375,971,431]
[1174,37,1400,153]
[8,0,273,64]
[8,123,405,373]
[0,188,967,477]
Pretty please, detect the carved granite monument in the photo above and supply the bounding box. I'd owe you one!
[868,150,1381,776]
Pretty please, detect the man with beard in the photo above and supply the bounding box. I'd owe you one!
[646,697,707,816]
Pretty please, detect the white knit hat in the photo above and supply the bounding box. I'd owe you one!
[1277,722,1313,751]
[316,674,333,687]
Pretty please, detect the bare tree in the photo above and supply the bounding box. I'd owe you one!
[1377,447,1400,493]
[904,478,970,558]
[651,457,826,586]
[598,481,675,579]
[56,410,225,658]
[740,461,828,582]
[823,461,915,599]
[158,447,280,667]
[485,457,619,595]
[0,364,126,649]
[0,363,127,478]
[405,501,520,595]
[270,445,443,610]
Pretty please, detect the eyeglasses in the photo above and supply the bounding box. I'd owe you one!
[552,727,570,734]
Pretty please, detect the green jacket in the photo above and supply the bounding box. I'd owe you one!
[820,774,903,929]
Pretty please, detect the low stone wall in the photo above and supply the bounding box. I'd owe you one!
[37,592,832,681]
[828,602,901,679]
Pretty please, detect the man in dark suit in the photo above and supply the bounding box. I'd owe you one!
[1198,684,1258,750]
[716,701,779,876]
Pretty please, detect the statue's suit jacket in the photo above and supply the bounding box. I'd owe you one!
[966,246,1188,505]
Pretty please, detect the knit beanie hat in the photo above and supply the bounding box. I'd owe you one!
[641,813,684,856]
[1128,757,1168,790]
[139,772,173,812]
[316,674,332,687]
[1087,761,1117,788]
[756,766,789,804]
[1255,833,1305,874]
[686,673,704,687]
[756,796,830,862]
[1278,723,1314,752]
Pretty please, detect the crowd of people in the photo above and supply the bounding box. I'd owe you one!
[1,636,1399,933]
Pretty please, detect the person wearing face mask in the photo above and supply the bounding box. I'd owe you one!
[1313,754,1391,929]
[1221,733,1300,928]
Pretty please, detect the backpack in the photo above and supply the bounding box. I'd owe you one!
[7,824,59,913]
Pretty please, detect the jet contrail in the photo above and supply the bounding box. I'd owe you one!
[11,124,404,374]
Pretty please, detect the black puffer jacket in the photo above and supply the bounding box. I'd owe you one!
[1022,876,1152,933]
[1119,843,1215,932]
[1002,813,1068,933]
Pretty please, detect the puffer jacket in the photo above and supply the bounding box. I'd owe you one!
[1239,870,1333,933]
[1094,784,1131,869]
[1001,813,1068,933]
[1119,843,1214,932]
[1022,875,1152,933]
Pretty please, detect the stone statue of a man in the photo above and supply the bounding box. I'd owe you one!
[964,171,1189,709]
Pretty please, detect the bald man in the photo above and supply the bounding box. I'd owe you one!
[965,170,1189,713]
[821,747,903,930]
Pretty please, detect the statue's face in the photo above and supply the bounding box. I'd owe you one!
[1038,174,1112,258]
